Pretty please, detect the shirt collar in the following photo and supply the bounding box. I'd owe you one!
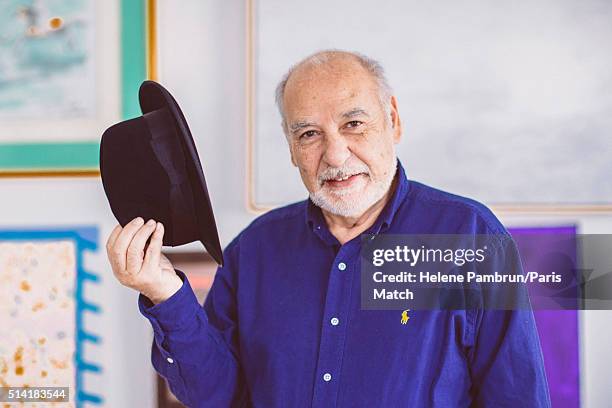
[305,158,410,237]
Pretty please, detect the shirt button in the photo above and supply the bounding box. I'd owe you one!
[338,262,347,271]
[323,373,332,382]
[330,317,339,326]
[166,357,174,364]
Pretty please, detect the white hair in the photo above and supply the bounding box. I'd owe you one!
[274,49,394,134]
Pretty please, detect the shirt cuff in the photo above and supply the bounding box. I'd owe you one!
[138,269,201,332]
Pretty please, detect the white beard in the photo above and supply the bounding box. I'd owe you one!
[309,157,397,218]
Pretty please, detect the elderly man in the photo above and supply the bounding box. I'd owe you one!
[106,50,550,407]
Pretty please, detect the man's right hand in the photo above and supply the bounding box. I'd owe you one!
[106,217,183,305]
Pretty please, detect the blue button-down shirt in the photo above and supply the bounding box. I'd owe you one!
[138,159,551,407]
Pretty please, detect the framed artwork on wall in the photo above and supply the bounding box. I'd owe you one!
[0,226,103,407]
[245,0,612,214]
[0,0,147,176]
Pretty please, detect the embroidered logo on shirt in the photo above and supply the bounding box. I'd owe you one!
[401,309,410,324]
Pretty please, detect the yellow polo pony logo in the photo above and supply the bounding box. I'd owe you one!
[401,309,410,325]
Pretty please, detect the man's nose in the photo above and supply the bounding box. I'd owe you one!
[322,133,351,168]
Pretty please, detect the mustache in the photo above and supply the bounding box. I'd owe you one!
[318,163,370,184]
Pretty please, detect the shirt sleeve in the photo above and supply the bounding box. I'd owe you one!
[467,236,552,407]
[138,241,249,407]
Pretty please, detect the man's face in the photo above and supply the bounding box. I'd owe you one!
[282,58,402,217]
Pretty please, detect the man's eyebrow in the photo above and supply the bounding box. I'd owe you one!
[342,108,370,119]
[288,108,368,133]
[289,121,317,133]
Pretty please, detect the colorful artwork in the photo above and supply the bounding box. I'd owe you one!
[0,0,95,120]
[0,0,146,174]
[509,226,580,408]
[0,228,101,407]
[0,240,76,406]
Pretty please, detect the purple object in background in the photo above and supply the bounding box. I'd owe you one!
[509,226,580,408]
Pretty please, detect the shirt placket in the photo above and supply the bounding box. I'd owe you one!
[311,242,358,407]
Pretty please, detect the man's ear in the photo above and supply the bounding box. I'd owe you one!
[389,95,402,144]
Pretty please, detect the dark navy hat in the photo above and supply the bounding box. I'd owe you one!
[100,80,223,265]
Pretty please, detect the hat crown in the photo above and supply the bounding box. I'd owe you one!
[100,81,223,265]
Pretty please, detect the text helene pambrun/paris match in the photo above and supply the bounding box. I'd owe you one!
[369,245,562,301]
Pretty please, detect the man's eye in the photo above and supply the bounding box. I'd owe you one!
[300,130,318,139]
[345,120,363,128]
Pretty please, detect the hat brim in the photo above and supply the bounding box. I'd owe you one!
[139,80,224,266]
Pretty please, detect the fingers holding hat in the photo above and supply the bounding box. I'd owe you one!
[105,223,123,271]
[109,217,145,273]
[106,224,122,254]
[126,219,157,275]
[143,222,164,269]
